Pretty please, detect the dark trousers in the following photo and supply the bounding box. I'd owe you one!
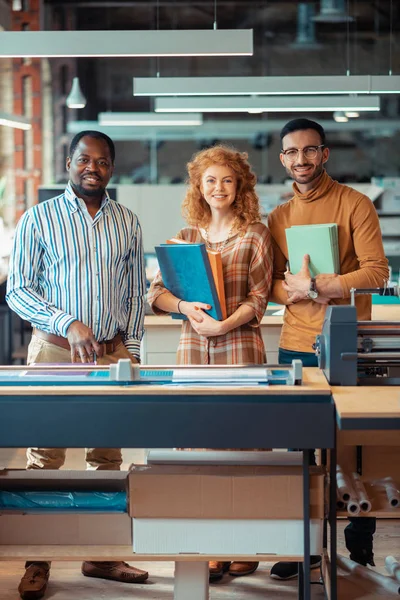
[279,347,375,558]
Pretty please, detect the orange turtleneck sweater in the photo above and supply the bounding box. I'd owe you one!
[268,170,389,353]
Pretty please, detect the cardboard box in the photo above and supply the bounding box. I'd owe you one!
[132,518,323,555]
[128,464,325,520]
[129,465,325,555]
[0,469,127,491]
[0,513,132,545]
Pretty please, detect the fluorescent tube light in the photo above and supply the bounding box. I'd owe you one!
[370,75,400,94]
[98,112,203,126]
[0,112,31,130]
[0,30,253,58]
[155,95,381,114]
[134,75,400,97]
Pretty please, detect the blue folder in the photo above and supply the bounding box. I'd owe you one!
[155,243,223,320]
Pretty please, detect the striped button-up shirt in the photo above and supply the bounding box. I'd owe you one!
[7,182,145,359]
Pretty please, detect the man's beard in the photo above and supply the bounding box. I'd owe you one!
[73,181,106,198]
[287,161,324,185]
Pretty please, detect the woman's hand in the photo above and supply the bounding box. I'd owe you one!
[179,300,212,323]
[188,309,226,337]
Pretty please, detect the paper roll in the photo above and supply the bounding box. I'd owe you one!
[382,477,400,508]
[336,466,360,514]
[336,465,352,502]
[338,554,400,595]
[385,556,400,582]
[352,473,372,513]
[346,498,360,515]
[336,497,346,511]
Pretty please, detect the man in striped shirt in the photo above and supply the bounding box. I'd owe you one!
[7,131,148,599]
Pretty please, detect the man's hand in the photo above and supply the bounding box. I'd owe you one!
[66,321,102,363]
[286,291,306,304]
[287,290,330,305]
[188,310,225,337]
[313,295,330,305]
[283,256,336,304]
[282,254,312,300]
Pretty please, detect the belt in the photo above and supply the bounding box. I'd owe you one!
[33,329,123,354]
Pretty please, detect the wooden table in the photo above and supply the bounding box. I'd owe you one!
[333,385,400,431]
[0,367,334,600]
[322,383,400,598]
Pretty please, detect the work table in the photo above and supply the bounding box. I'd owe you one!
[142,304,400,365]
[144,303,400,327]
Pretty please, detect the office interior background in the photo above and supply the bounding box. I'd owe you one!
[1,6,400,600]
[0,0,399,269]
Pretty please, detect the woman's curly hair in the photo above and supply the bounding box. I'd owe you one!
[182,145,261,230]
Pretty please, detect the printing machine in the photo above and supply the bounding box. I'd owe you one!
[315,286,400,386]
[0,359,303,386]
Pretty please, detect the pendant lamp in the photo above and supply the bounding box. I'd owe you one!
[66,77,86,109]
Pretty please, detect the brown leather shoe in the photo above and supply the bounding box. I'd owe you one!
[18,563,50,600]
[81,561,148,583]
[209,561,231,582]
[229,561,259,577]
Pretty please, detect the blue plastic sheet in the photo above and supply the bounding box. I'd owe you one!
[0,490,127,512]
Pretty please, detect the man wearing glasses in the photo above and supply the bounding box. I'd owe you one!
[267,118,388,580]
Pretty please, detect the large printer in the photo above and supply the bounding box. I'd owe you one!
[314,288,400,599]
[315,286,400,386]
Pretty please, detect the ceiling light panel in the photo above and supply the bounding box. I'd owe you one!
[370,75,400,94]
[0,112,31,130]
[155,95,381,113]
[0,30,253,58]
[98,112,203,126]
[134,75,400,97]
[68,119,400,140]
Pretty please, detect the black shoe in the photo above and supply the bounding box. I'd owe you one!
[270,556,321,580]
[350,552,375,567]
[209,561,230,583]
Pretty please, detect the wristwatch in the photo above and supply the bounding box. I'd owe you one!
[306,277,319,300]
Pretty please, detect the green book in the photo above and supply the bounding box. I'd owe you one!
[285,223,339,277]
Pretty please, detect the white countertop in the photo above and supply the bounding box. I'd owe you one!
[144,304,400,327]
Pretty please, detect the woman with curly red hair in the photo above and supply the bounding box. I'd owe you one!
[148,145,273,581]
[149,144,273,366]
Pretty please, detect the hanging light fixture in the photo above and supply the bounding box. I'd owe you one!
[155,95,380,114]
[345,111,360,118]
[0,112,31,130]
[133,75,400,97]
[290,3,322,50]
[98,112,203,126]
[333,111,349,122]
[0,30,253,58]
[313,0,354,23]
[66,77,86,109]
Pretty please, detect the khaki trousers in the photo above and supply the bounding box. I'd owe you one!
[26,334,136,471]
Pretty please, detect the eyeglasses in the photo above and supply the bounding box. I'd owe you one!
[281,145,325,162]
